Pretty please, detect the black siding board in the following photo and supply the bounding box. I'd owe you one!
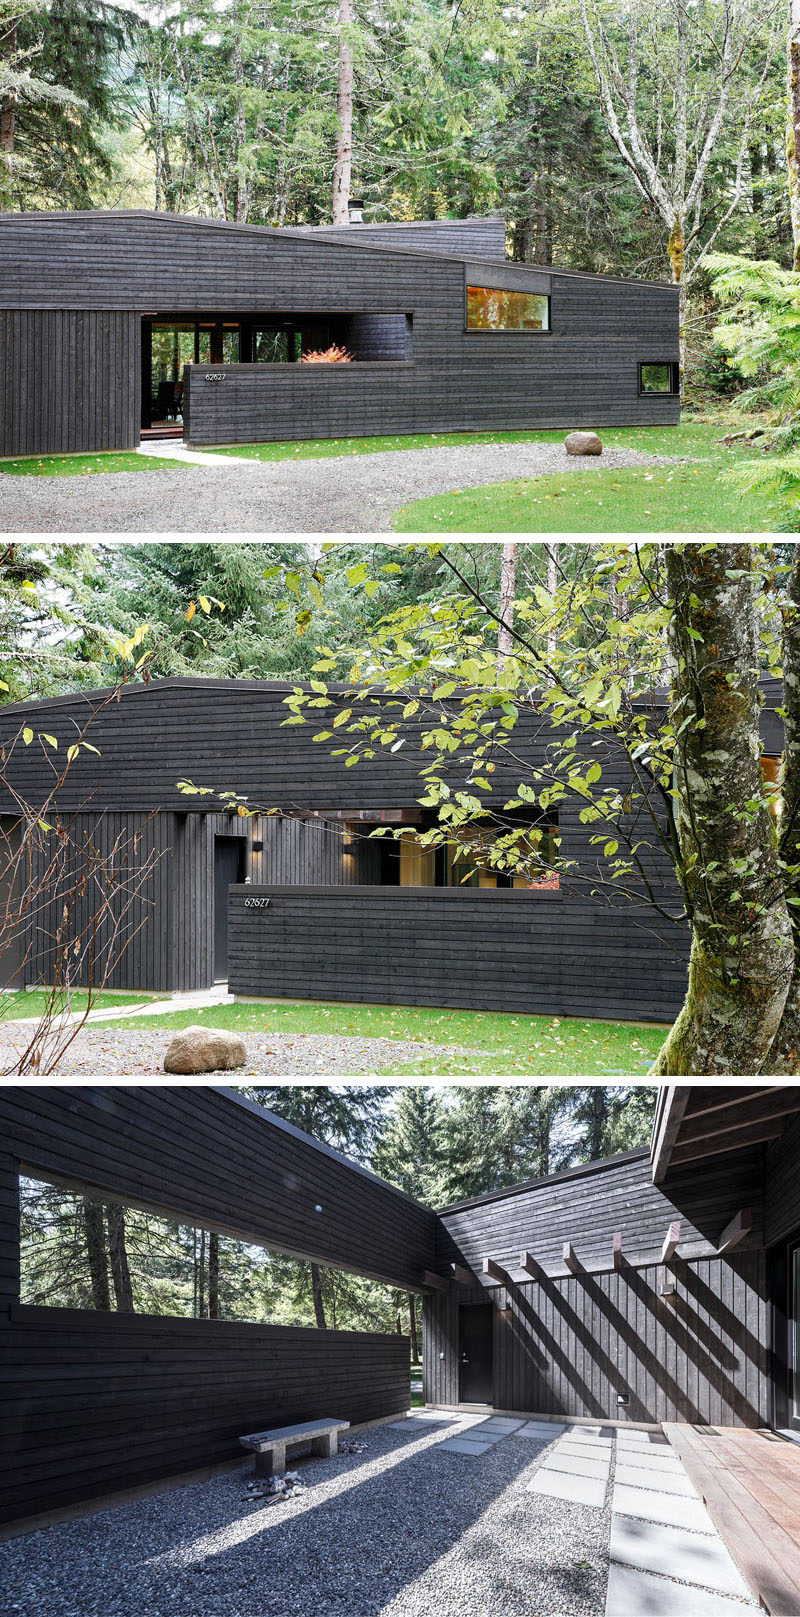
[0,1305,408,1523]
[0,1086,436,1290]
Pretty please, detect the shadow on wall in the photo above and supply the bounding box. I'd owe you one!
[498,1254,766,1425]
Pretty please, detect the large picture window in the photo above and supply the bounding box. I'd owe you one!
[467,285,550,332]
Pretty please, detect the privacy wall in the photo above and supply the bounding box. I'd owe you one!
[0,1087,431,1525]
[425,1146,770,1426]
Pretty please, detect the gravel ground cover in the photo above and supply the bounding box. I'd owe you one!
[0,1416,611,1617]
[0,1025,481,1075]
[0,441,672,532]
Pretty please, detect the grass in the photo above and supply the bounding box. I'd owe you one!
[98,996,666,1076]
[195,428,577,462]
[0,988,164,1021]
[392,418,776,533]
[0,451,189,477]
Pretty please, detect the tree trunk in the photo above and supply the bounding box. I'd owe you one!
[0,16,16,210]
[668,216,686,386]
[332,0,353,224]
[497,541,518,672]
[311,1261,328,1328]
[408,1292,419,1363]
[653,545,793,1076]
[208,1230,220,1318]
[83,1197,111,1310]
[761,547,800,1072]
[106,1203,134,1312]
[789,0,800,269]
[198,1226,206,1317]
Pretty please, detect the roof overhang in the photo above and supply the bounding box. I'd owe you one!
[651,1085,800,1182]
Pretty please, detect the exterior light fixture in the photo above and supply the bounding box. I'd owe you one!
[348,199,365,223]
[315,1204,323,1213]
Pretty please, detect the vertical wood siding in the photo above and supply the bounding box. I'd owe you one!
[764,1113,800,1247]
[422,1252,768,1426]
[0,1306,410,1524]
[0,309,139,456]
[424,1147,770,1426]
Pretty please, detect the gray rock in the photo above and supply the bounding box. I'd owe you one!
[565,430,602,456]
[163,1025,247,1074]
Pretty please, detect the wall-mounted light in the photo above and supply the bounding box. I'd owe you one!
[342,831,356,853]
[348,198,365,223]
[315,1204,323,1214]
[659,1284,678,1305]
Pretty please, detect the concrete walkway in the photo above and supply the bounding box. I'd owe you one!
[136,441,253,468]
[4,985,233,1030]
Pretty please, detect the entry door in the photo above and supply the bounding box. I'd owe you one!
[213,838,243,982]
[459,1304,493,1404]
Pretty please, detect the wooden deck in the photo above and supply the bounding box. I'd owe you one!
[664,1424,800,1615]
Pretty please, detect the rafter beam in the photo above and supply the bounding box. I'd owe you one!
[519,1250,543,1280]
[450,1263,474,1286]
[717,1208,753,1255]
[563,1241,580,1275]
[422,1270,449,1293]
[651,1087,691,1183]
[661,1221,681,1264]
[483,1257,511,1286]
[669,1119,787,1166]
[676,1092,800,1149]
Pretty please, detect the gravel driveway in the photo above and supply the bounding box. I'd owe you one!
[0,1415,611,1617]
[0,1025,477,1076]
[0,442,670,533]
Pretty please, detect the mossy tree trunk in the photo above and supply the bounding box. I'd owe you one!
[760,547,800,1072]
[653,544,793,1076]
[789,0,800,270]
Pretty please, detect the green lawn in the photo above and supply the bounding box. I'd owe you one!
[392,419,776,533]
[99,996,666,1076]
[0,452,189,477]
[194,427,591,462]
[0,989,164,1021]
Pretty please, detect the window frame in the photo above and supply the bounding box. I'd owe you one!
[639,360,680,396]
[464,283,552,336]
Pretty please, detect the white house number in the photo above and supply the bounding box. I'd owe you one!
[204,372,227,383]
[244,896,270,909]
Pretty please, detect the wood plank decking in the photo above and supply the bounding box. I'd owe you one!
[664,1424,800,1616]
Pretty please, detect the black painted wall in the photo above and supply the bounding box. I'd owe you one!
[425,1146,770,1425]
[0,210,679,453]
[0,1087,426,1523]
[228,885,689,1022]
[0,309,140,457]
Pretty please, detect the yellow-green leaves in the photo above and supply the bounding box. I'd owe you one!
[22,727,33,745]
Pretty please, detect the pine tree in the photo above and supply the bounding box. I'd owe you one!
[372,1086,449,1207]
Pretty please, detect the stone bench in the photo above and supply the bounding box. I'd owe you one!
[239,1417,351,1478]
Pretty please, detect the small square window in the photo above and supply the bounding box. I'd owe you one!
[640,361,679,395]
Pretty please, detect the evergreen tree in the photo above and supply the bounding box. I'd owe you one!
[14,0,125,209]
[372,1085,449,1207]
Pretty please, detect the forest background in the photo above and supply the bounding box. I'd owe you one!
[19,1083,654,1355]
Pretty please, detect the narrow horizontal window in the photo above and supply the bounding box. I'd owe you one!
[639,361,679,395]
[467,286,550,332]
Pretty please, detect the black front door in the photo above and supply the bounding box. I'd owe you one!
[214,838,243,981]
[460,1303,493,1404]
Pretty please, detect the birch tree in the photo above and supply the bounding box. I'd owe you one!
[332,0,353,222]
[789,0,800,265]
[579,0,780,363]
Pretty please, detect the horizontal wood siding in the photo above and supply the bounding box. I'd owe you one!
[426,1149,769,1425]
[286,216,508,259]
[435,1149,765,1276]
[0,309,139,456]
[0,1305,409,1523]
[228,886,689,1022]
[0,1087,436,1289]
[764,1114,800,1246]
[0,1153,19,1321]
[422,1252,768,1426]
[0,212,679,451]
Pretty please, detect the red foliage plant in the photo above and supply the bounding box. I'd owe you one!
[301,344,354,364]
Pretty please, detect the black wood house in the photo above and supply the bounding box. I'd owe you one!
[0,210,680,457]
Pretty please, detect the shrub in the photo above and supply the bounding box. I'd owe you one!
[301,344,354,364]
